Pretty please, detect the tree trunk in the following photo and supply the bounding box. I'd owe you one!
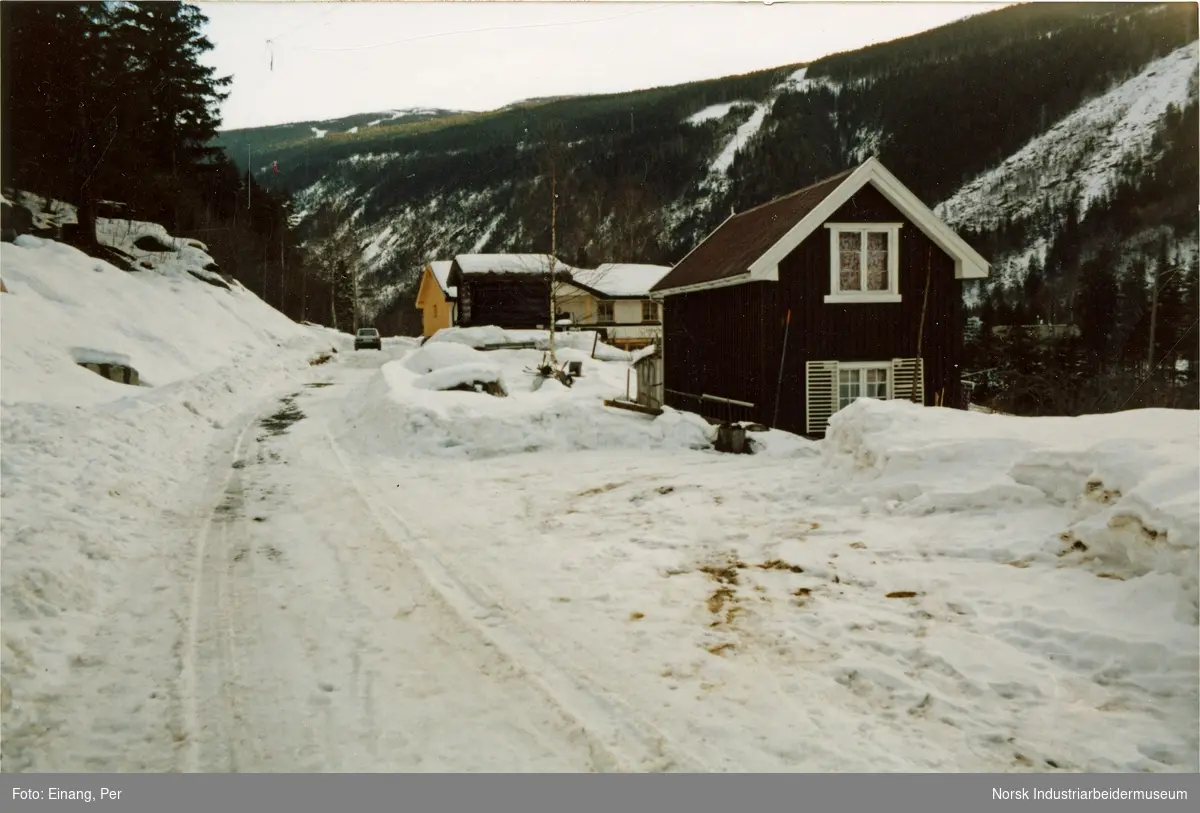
[353,266,361,331]
[76,197,101,247]
[1147,266,1160,375]
[280,237,287,318]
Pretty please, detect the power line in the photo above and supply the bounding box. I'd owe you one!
[1117,315,1198,410]
[276,3,674,54]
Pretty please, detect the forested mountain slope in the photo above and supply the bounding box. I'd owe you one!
[219,2,1197,408]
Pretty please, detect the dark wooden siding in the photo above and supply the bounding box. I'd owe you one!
[772,183,964,434]
[456,274,551,329]
[662,282,779,425]
[663,181,968,436]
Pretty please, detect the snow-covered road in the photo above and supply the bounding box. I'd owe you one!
[4,338,1197,773]
[177,346,1196,774]
[181,351,631,773]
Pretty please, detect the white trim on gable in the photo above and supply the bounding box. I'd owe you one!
[650,272,752,299]
[748,156,990,282]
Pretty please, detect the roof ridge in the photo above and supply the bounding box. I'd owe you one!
[732,164,858,219]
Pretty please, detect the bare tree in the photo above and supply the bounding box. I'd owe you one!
[532,125,643,369]
[306,205,368,332]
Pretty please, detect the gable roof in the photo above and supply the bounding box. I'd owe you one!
[453,253,578,275]
[570,263,672,298]
[651,169,854,295]
[651,156,990,296]
[429,259,456,300]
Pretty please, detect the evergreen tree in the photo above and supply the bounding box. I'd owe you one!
[1076,253,1119,362]
[1117,259,1150,371]
[1019,256,1046,323]
[1,2,120,236]
[108,1,231,228]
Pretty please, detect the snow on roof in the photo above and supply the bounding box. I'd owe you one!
[572,263,673,298]
[429,259,456,298]
[454,254,578,275]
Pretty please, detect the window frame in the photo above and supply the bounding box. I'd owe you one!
[835,361,892,410]
[641,300,659,323]
[596,300,615,323]
[824,223,903,304]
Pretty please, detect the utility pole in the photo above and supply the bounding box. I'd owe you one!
[1147,265,1159,375]
[353,260,361,332]
[547,159,558,365]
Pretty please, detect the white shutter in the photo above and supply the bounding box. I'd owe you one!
[890,357,925,404]
[806,360,839,435]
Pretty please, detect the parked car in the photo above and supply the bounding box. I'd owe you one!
[354,327,381,350]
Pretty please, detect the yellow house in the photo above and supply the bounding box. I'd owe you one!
[415,260,457,337]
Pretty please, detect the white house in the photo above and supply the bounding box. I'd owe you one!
[558,263,672,350]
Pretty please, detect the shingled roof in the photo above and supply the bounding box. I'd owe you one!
[651,167,855,294]
[653,157,991,294]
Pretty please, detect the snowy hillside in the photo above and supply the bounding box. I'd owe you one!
[0,224,314,404]
[936,44,1199,232]
[222,3,1196,337]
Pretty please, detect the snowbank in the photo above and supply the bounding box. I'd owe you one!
[427,325,633,362]
[0,235,311,405]
[1,221,334,771]
[824,399,1200,609]
[412,363,505,392]
[403,341,487,374]
[746,427,821,458]
[336,341,713,460]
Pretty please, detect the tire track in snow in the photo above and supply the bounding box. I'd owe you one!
[322,421,713,773]
[179,399,266,772]
[183,363,603,771]
[179,382,307,772]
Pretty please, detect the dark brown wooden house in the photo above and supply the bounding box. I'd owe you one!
[649,157,990,437]
[447,254,574,330]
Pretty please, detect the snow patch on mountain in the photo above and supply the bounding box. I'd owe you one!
[685,102,746,125]
[344,151,414,167]
[936,43,1198,232]
[472,215,502,253]
[780,65,842,94]
[709,104,770,178]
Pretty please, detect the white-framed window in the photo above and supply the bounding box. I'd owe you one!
[641,300,658,322]
[597,300,614,322]
[837,362,890,410]
[806,358,924,435]
[824,223,902,304]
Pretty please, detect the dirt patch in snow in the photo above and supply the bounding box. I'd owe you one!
[260,395,306,437]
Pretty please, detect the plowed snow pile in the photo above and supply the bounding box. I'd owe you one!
[824,400,1199,612]
[334,335,713,460]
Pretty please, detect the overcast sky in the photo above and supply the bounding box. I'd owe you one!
[200,1,1012,131]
